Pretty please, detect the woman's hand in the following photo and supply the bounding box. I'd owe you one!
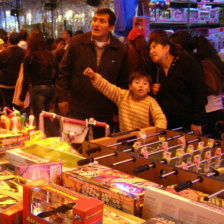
[152,83,161,96]
[83,67,95,79]
[191,124,202,136]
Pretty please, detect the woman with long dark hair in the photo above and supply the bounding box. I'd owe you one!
[20,30,57,132]
[148,30,207,135]
[194,36,224,138]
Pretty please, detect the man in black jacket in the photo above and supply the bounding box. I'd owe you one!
[0,32,25,108]
[56,8,129,138]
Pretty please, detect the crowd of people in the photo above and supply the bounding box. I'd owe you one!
[0,7,223,139]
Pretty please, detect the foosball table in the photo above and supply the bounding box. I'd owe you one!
[79,127,224,200]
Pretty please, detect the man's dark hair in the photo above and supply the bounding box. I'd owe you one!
[19,29,28,41]
[95,8,116,26]
[129,70,152,85]
[9,32,20,45]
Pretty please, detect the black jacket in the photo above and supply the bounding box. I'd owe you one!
[0,45,25,86]
[56,32,129,119]
[156,54,207,129]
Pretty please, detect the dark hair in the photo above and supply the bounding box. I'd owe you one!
[9,32,20,45]
[27,30,55,73]
[194,36,224,75]
[19,29,28,41]
[169,31,194,54]
[129,70,152,85]
[148,30,174,55]
[55,37,65,45]
[95,8,116,26]
[73,30,84,36]
[65,30,73,37]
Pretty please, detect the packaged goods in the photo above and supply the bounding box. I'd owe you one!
[23,179,104,224]
[63,163,159,216]
[15,162,62,184]
[0,173,30,223]
[142,186,224,223]
[6,144,84,171]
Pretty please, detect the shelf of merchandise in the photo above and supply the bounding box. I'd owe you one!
[149,1,224,32]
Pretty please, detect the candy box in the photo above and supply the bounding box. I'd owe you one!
[23,179,104,224]
[63,163,159,217]
[15,162,63,184]
[142,186,224,223]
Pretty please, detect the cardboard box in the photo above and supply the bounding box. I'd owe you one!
[142,186,224,224]
[0,130,30,154]
[15,162,63,184]
[6,144,84,171]
[23,179,104,224]
[103,205,145,224]
[63,163,159,216]
[0,173,31,224]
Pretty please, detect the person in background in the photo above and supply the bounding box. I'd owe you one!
[46,37,55,51]
[56,8,129,138]
[83,67,167,131]
[148,30,207,135]
[20,31,57,135]
[62,30,72,50]
[52,37,65,64]
[194,36,224,139]
[169,31,194,56]
[0,38,4,52]
[0,28,7,45]
[0,32,25,108]
[18,29,28,50]
[127,27,151,74]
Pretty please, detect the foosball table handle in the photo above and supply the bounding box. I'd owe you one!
[77,158,94,166]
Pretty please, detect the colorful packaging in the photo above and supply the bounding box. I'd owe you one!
[103,205,145,224]
[15,162,63,184]
[6,144,84,171]
[0,173,31,224]
[63,163,159,216]
[23,179,104,224]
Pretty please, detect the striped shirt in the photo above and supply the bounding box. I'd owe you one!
[92,73,167,132]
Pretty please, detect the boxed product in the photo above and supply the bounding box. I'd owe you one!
[171,8,187,22]
[144,213,182,224]
[199,6,211,23]
[164,186,224,210]
[0,160,9,171]
[142,186,224,224]
[23,179,104,224]
[133,16,150,39]
[6,144,84,171]
[103,205,145,224]
[15,162,63,184]
[0,173,31,224]
[210,8,220,23]
[63,163,159,216]
[187,8,199,23]
[0,129,30,154]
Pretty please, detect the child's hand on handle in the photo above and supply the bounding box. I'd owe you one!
[83,67,95,79]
